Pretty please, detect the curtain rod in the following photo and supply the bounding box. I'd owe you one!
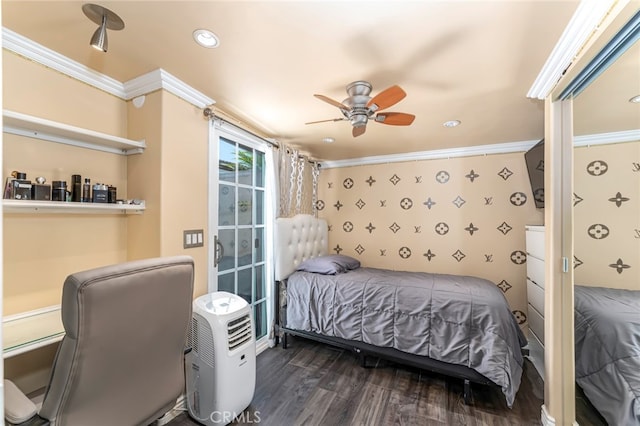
[203,106,319,166]
[203,107,278,148]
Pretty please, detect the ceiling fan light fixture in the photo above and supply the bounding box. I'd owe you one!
[443,120,461,128]
[629,95,640,103]
[82,4,124,53]
[193,29,220,48]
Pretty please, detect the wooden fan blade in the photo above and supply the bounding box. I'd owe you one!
[352,125,366,137]
[314,94,349,110]
[305,118,346,125]
[374,112,415,126]
[366,85,406,111]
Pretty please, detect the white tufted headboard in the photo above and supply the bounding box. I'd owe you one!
[275,214,328,281]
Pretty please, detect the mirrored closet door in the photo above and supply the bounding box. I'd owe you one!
[569,10,640,426]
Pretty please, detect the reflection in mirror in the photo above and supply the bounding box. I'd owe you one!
[572,31,640,426]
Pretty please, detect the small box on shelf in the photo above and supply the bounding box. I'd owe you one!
[31,184,51,201]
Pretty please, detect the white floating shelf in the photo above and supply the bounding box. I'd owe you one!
[3,199,145,214]
[2,110,146,155]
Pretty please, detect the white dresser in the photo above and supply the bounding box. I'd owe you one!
[525,225,545,379]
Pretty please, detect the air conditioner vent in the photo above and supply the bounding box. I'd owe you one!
[194,312,215,367]
[227,314,252,351]
[188,317,198,352]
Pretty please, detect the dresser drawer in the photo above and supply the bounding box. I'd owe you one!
[527,255,545,289]
[528,303,544,345]
[525,226,545,259]
[527,278,544,314]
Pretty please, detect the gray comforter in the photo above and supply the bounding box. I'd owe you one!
[286,267,526,407]
[575,285,640,426]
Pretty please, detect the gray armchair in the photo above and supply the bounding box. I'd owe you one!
[4,256,195,426]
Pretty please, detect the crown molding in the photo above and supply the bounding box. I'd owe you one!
[559,8,640,99]
[2,27,214,108]
[574,128,640,146]
[123,69,214,108]
[527,0,619,100]
[2,27,126,98]
[320,140,540,169]
[320,129,640,169]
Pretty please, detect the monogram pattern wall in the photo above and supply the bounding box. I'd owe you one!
[317,152,543,325]
[574,141,640,290]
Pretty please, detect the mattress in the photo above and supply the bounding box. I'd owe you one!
[285,267,527,407]
[575,285,640,426]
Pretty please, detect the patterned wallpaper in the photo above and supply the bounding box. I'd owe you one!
[317,152,543,327]
[574,141,639,290]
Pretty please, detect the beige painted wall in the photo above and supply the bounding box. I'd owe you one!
[574,140,640,290]
[127,91,162,261]
[2,51,211,390]
[2,52,130,314]
[3,51,126,136]
[318,152,544,327]
[158,91,209,298]
[2,51,131,392]
[127,90,209,298]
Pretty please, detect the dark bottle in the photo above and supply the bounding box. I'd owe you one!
[71,174,81,202]
[51,181,68,202]
[82,178,91,202]
[108,186,117,203]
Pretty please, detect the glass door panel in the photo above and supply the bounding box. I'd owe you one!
[217,229,235,272]
[218,184,235,227]
[237,228,252,267]
[237,188,252,226]
[213,135,269,340]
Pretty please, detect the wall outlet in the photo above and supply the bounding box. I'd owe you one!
[183,229,204,248]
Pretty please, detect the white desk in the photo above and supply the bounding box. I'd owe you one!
[3,306,65,358]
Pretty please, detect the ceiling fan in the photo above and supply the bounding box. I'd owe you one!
[307,81,415,137]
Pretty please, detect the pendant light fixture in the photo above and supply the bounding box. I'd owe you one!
[82,3,124,53]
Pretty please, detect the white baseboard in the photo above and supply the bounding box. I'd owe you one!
[541,403,579,426]
[255,338,272,355]
[155,394,187,425]
[541,405,555,426]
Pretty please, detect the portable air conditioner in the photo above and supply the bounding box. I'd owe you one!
[186,292,256,426]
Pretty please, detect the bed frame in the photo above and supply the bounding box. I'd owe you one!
[274,214,499,405]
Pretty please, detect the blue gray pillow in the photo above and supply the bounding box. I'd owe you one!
[296,255,361,275]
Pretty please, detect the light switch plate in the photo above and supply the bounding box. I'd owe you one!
[183,229,204,248]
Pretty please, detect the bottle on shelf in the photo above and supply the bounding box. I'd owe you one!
[71,174,81,202]
[82,178,91,203]
[108,186,117,203]
[51,181,68,202]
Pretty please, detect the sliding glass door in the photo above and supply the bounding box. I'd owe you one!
[209,122,271,345]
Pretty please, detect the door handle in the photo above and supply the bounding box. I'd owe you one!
[214,235,224,267]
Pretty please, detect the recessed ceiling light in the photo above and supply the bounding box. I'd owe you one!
[443,120,461,128]
[629,95,640,103]
[193,29,219,48]
[322,137,335,144]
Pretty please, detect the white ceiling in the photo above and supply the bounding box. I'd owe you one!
[4,0,633,161]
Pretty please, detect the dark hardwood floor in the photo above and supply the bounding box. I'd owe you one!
[169,336,605,426]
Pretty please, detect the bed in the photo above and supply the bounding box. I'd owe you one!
[274,214,527,408]
[574,285,640,426]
